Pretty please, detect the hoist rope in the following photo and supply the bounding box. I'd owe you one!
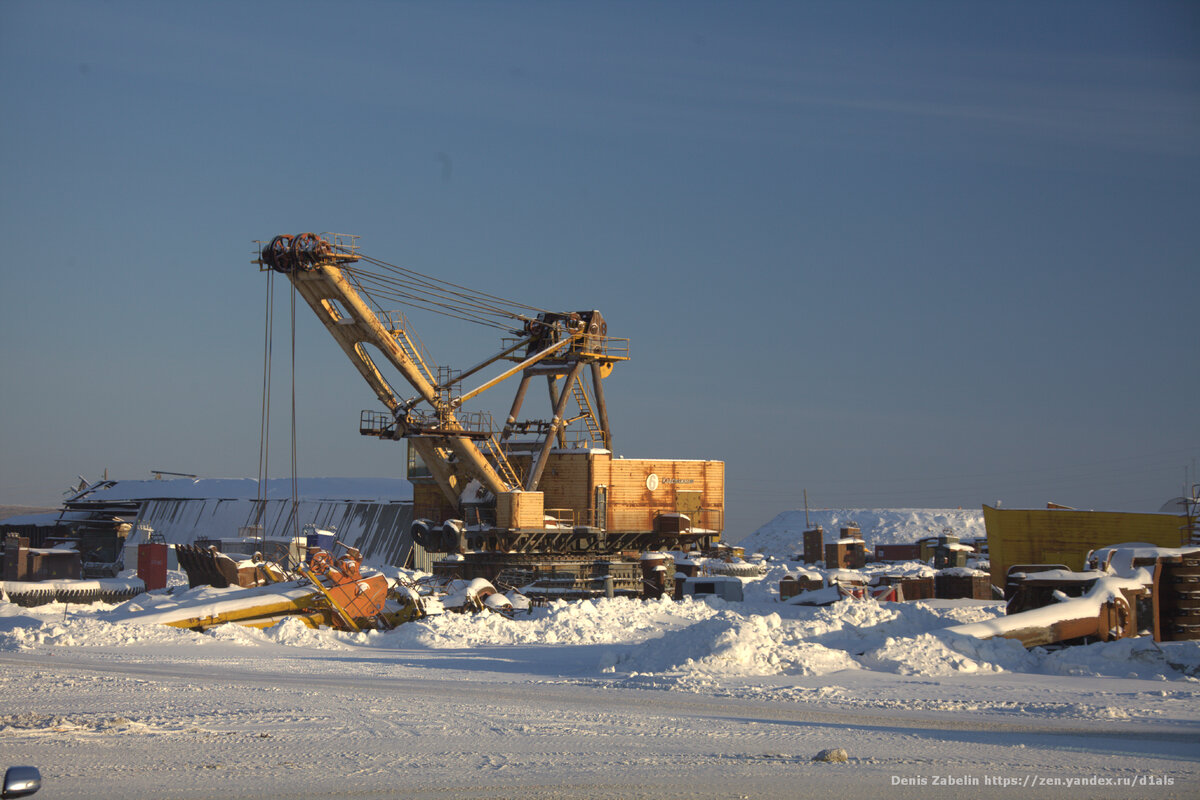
[290,279,301,541]
[254,269,274,534]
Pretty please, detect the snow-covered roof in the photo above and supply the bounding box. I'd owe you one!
[65,477,413,503]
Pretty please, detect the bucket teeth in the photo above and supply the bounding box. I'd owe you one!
[4,587,142,608]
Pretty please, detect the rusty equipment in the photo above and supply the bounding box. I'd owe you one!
[297,546,390,631]
[123,547,418,632]
[951,546,1200,648]
[998,570,1145,647]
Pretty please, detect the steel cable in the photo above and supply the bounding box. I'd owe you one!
[290,279,301,541]
[355,253,549,317]
[346,268,513,329]
[254,269,274,534]
[339,253,552,331]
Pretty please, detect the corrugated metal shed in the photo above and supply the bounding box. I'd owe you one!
[136,497,414,566]
[20,478,415,567]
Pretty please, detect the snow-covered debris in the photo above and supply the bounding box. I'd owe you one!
[936,566,988,577]
[785,586,845,607]
[1092,543,1200,575]
[944,573,1148,647]
[438,578,503,613]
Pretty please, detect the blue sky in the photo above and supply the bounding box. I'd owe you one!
[1,1,1197,537]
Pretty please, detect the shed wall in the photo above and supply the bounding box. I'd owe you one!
[983,505,1191,588]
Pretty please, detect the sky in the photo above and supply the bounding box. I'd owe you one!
[1,0,1197,538]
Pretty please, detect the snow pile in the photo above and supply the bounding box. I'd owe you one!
[605,597,1006,680]
[205,617,353,650]
[0,603,360,653]
[1044,637,1200,680]
[861,633,1016,675]
[390,595,718,649]
[742,507,985,556]
[609,611,861,677]
[0,611,200,651]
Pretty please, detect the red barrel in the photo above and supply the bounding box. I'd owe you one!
[138,542,169,592]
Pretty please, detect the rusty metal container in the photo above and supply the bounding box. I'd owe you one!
[825,540,867,570]
[779,573,823,601]
[802,527,824,564]
[640,552,670,599]
[874,543,920,562]
[934,571,993,600]
[875,574,935,601]
[26,548,81,580]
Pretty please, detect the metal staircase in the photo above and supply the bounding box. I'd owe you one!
[480,434,523,490]
[569,378,606,448]
[384,310,437,388]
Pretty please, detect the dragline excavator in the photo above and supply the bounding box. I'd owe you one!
[255,233,724,573]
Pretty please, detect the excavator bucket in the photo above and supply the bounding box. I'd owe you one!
[176,544,238,588]
[176,545,278,589]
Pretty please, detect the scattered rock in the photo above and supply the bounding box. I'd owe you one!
[813,748,849,763]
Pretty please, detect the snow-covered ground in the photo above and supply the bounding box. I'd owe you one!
[1,508,1198,798]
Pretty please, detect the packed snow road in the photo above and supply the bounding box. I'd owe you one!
[2,646,1198,797]
[1,650,1197,800]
